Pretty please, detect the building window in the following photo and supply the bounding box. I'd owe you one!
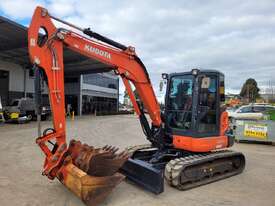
[83,73,118,89]
[108,83,117,89]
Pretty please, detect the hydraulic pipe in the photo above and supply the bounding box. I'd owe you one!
[47,10,127,50]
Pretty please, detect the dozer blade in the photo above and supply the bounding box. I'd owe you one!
[120,145,165,194]
[57,163,124,206]
[56,140,129,206]
[121,157,164,194]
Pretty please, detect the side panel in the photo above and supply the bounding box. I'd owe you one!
[173,135,228,152]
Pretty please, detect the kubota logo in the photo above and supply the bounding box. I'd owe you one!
[84,44,111,59]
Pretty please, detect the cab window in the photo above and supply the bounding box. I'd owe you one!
[197,75,218,134]
[166,75,193,130]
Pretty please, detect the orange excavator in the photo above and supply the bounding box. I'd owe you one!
[28,7,245,206]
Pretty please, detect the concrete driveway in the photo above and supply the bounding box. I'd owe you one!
[0,115,274,206]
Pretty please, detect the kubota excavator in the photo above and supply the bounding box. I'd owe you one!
[28,6,245,206]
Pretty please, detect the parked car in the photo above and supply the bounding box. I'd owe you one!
[4,98,51,122]
[119,105,133,112]
[227,104,275,120]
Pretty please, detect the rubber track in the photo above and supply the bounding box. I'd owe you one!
[165,150,245,190]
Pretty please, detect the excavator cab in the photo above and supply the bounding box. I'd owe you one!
[163,69,233,150]
[166,70,222,136]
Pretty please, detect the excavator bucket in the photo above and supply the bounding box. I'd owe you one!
[57,163,124,206]
[56,140,129,206]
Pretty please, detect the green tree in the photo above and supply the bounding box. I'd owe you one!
[240,78,260,102]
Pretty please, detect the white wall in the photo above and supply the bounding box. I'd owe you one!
[0,59,34,93]
[25,70,35,93]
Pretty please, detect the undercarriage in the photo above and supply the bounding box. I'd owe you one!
[121,145,245,194]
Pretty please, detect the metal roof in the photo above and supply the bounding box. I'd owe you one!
[0,16,113,75]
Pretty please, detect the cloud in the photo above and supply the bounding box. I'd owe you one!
[0,0,45,19]
[1,0,275,96]
[47,0,77,17]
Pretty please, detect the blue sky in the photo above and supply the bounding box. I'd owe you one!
[1,0,275,100]
[9,18,29,27]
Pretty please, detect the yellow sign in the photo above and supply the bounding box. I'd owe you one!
[10,112,19,119]
[244,123,268,139]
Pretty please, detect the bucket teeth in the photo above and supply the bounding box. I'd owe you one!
[103,145,119,154]
[68,140,129,177]
[86,150,129,176]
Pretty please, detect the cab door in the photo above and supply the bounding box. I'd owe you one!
[196,74,220,136]
[165,74,194,136]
